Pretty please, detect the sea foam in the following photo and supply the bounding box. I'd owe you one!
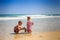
[0,15,60,20]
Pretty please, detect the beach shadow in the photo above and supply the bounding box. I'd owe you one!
[58,37,60,39]
[11,32,32,40]
[40,36,43,37]
[10,32,28,35]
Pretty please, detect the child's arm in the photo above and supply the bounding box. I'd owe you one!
[17,25,21,30]
[32,22,34,25]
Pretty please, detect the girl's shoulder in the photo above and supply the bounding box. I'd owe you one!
[27,20,32,22]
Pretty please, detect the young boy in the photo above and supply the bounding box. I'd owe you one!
[14,21,26,34]
[27,17,34,33]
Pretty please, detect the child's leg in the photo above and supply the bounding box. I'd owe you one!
[14,30,19,34]
[23,27,27,32]
[27,28,32,33]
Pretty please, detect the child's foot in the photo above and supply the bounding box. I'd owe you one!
[15,32,19,34]
[28,31,32,34]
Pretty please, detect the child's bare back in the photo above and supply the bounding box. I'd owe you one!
[14,21,26,34]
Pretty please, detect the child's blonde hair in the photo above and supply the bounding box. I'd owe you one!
[27,16,31,20]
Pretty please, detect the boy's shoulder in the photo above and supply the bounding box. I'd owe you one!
[15,25,18,27]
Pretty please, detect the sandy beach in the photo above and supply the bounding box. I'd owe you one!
[12,31,60,40]
[0,17,60,40]
[1,31,60,40]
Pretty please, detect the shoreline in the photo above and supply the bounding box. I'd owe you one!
[0,15,60,20]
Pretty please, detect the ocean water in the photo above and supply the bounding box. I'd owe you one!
[0,14,60,20]
[0,14,25,17]
[0,14,60,17]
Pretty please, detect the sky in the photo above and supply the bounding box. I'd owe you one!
[0,0,60,14]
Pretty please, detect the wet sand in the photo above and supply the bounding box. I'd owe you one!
[11,31,60,40]
[1,31,60,40]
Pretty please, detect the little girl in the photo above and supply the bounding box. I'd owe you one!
[14,21,26,34]
[27,17,34,33]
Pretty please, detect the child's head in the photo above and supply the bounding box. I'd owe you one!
[27,16,31,20]
[18,21,22,25]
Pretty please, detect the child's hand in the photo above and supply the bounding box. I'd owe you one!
[32,22,34,25]
[18,27,21,30]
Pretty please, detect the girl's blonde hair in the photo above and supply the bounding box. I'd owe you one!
[27,16,31,20]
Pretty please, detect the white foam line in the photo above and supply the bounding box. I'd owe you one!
[0,15,60,20]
